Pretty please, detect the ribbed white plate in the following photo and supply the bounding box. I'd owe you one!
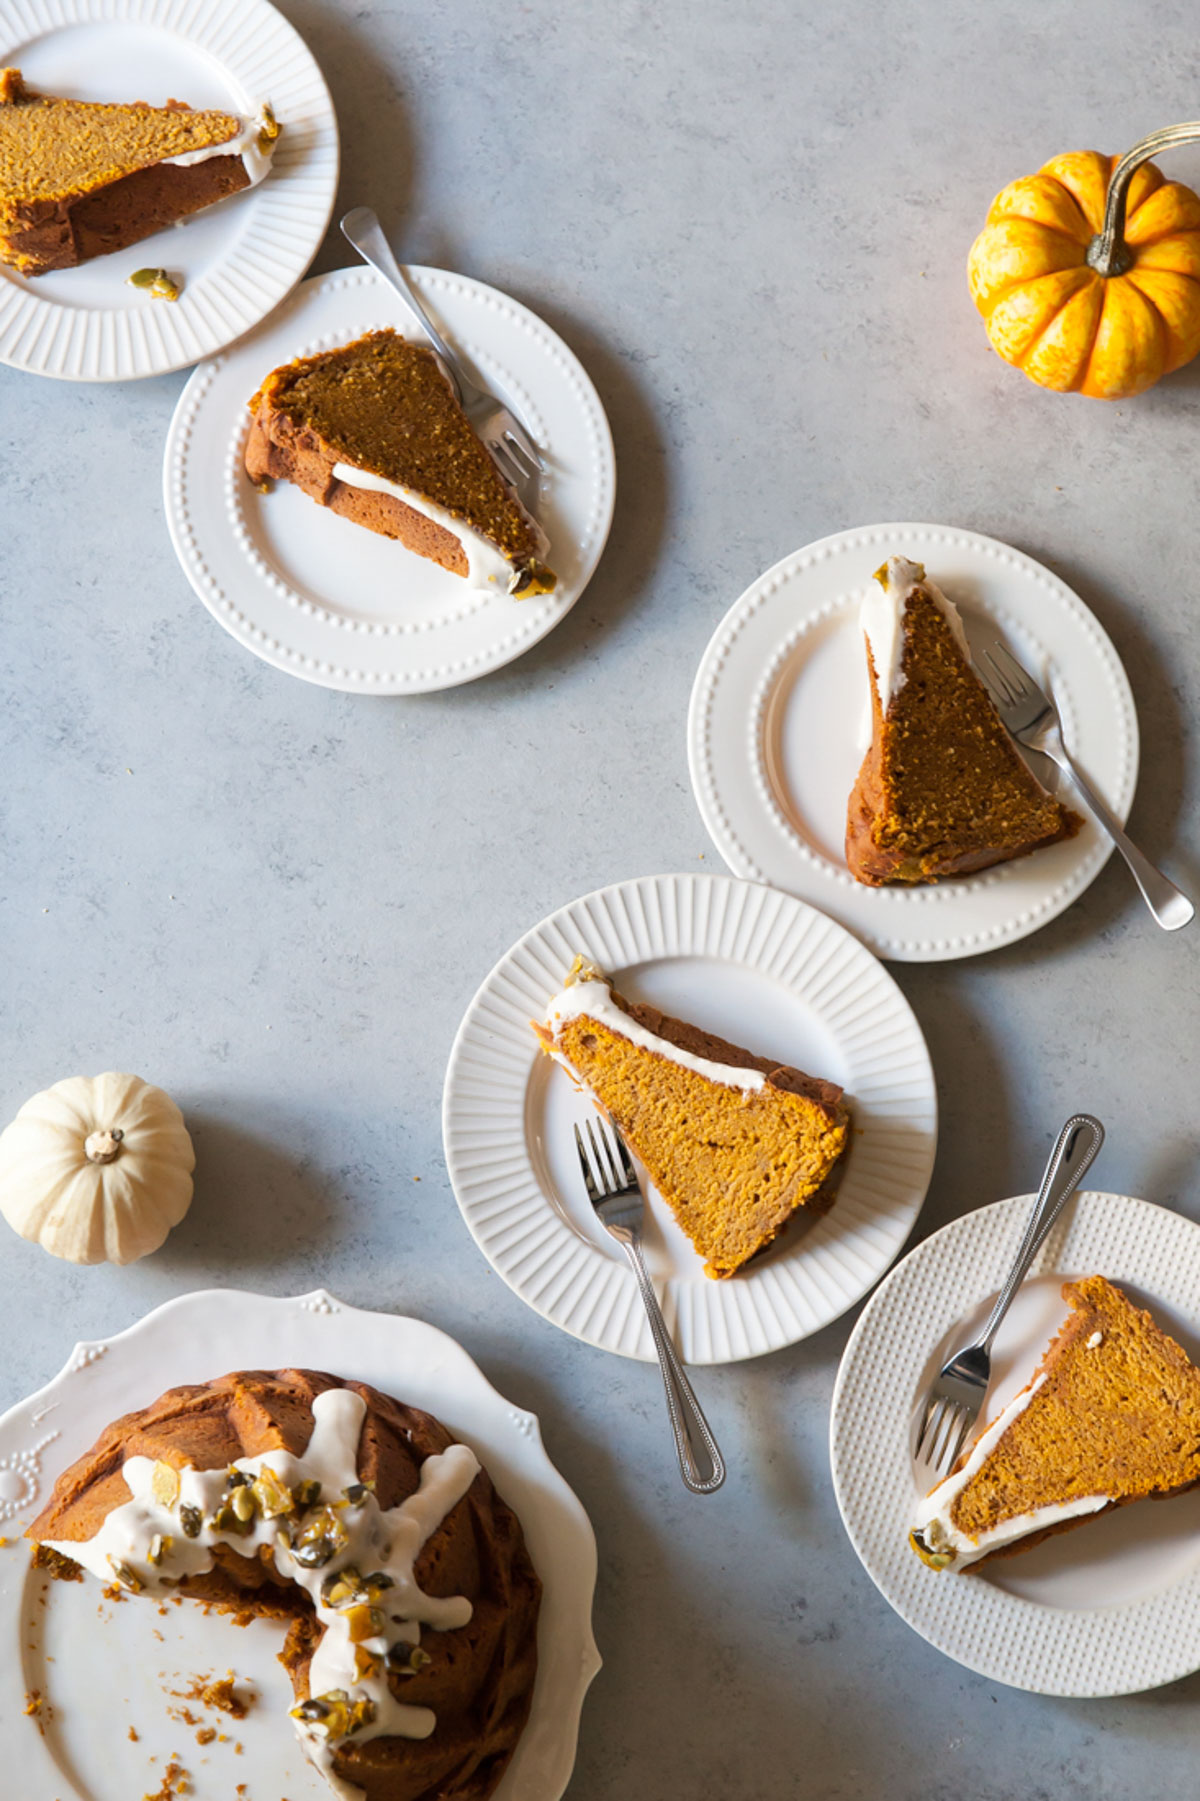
[164,266,615,692]
[443,874,937,1364]
[688,523,1139,961]
[0,0,338,380]
[831,1190,1200,1695]
[0,1287,599,1799]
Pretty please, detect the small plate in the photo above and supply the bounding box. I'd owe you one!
[442,873,937,1364]
[0,1287,599,1800]
[831,1190,1200,1696]
[164,265,616,691]
[687,523,1139,961]
[0,0,339,380]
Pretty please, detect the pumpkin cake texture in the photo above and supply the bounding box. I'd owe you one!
[244,330,556,598]
[28,1368,541,1801]
[845,556,1080,886]
[0,68,279,276]
[911,1275,1200,1572]
[534,959,850,1279]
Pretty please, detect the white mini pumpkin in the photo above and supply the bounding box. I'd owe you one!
[0,1073,195,1265]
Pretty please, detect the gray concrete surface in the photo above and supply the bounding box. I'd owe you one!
[5,0,1200,1795]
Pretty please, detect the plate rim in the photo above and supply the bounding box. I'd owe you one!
[687,520,1140,963]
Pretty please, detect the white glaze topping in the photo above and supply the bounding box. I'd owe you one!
[861,554,972,711]
[911,1374,1110,1570]
[545,975,766,1093]
[162,106,278,189]
[331,462,515,591]
[44,1388,480,1800]
[1086,1330,1103,1349]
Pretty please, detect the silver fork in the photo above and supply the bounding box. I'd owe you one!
[574,1118,725,1495]
[978,640,1194,932]
[339,206,546,503]
[914,1113,1105,1482]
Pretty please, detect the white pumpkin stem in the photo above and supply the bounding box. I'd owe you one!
[1088,121,1200,278]
[84,1127,125,1164]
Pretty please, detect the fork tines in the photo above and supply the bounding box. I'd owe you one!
[573,1116,637,1199]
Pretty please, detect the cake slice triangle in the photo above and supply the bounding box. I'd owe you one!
[534,959,850,1278]
[845,555,1079,885]
[912,1275,1200,1570]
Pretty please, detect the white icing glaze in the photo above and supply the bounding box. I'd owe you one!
[44,1387,480,1799]
[861,554,972,712]
[545,976,766,1093]
[162,107,277,188]
[1086,1330,1103,1349]
[331,462,514,590]
[912,1374,1110,1569]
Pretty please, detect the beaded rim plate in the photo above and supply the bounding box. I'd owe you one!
[0,1286,599,1800]
[442,872,937,1365]
[0,0,339,381]
[687,523,1139,961]
[163,265,615,692]
[831,1190,1200,1696]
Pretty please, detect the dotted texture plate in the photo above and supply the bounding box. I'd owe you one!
[687,523,1139,961]
[0,1287,599,1799]
[831,1191,1200,1696]
[442,873,937,1364]
[0,0,338,380]
[164,265,615,691]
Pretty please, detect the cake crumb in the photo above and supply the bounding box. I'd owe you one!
[143,1759,189,1800]
[174,1671,253,1719]
[195,1727,216,1746]
[129,1726,140,1741]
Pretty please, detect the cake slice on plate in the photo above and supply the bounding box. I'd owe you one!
[911,1275,1200,1571]
[244,329,556,598]
[845,555,1080,885]
[533,959,850,1278]
[0,68,279,275]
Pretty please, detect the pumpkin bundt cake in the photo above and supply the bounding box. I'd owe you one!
[243,330,556,598]
[845,556,1080,885]
[911,1276,1200,1572]
[28,1368,541,1800]
[534,959,850,1279]
[0,68,279,276]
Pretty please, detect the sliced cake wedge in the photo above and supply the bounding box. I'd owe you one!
[845,555,1080,885]
[534,959,850,1278]
[911,1275,1200,1571]
[0,68,279,275]
[244,329,555,598]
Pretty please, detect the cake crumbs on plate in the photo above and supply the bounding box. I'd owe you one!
[129,1726,140,1741]
[195,1726,216,1746]
[174,1670,254,1719]
[143,1758,190,1800]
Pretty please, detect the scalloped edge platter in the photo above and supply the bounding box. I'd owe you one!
[0,1287,599,1800]
[442,872,937,1365]
[687,523,1139,961]
[831,1191,1200,1695]
[164,265,616,691]
[0,0,339,380]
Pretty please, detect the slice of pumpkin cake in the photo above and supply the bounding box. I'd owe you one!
[534,959,850,1279]
[244,329,555,598]
[845,556,1080,885]
[0,68,279,275]
[911,1275,1200,1571]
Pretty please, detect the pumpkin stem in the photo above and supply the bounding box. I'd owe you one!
[1087,120,1200,278]
[84,1127,125,1164]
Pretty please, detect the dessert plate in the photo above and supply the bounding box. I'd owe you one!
[0,1287,599,1801]
[442,872,937,1364]
[831,1189,1200,1696]
[0,0,339,381]
[688,523,1139,961]
[164,265,616,692]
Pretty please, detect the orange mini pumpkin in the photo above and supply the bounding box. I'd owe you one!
[968,142,1200,399]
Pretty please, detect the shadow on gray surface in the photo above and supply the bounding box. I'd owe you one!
[177,1112,349,1273]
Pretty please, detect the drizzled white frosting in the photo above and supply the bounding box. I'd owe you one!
[44,1388,480,1800]
[162,107,278,189]
[861,555,972,710]
[911,1374,1110,1570]
[331,462,515,590]
[545,975,766,1093]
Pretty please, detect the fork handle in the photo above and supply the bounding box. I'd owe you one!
[340,207,467,395]
[1047,747,1195,932]
[979,1113,1105,1353]
[620,1238,726,1495]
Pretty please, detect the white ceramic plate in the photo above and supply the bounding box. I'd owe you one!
[0,0,338,381]
[0,1287,599,1800]
[688,523,1139,962]
[830,1189,1200,1696]
[442,873,937,1365]
[164,266,615,691]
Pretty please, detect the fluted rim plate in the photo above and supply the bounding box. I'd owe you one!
[442,873,937,1364]
[0,1287,599,1798]
[0,0,338,380]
